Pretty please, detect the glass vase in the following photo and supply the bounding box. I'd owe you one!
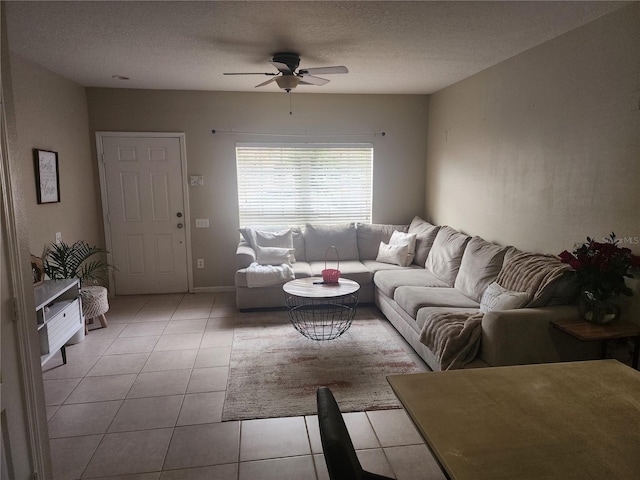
[578,291,620,325]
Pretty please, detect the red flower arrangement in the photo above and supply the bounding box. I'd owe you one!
[559,233,640,302]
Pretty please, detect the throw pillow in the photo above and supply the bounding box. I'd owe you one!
[355,223,409,260]
[376,242,410,267]
[479,282,529,313]
[254,229,293,249]
[255,246,295,266]
[389,230,417,266]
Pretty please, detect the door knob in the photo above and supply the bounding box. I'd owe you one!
[176,212,183,218]
[177,223,183,229]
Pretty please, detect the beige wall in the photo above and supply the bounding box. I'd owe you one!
[10,54,102,255]
[426,3,640,256]
[86,90,429,288]
[2,9,52,476]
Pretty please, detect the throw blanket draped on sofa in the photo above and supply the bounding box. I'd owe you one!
[419,311,484,370]
[419,253,572,370]
[246,262,294,288]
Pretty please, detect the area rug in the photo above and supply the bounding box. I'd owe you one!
[222,317,425,421]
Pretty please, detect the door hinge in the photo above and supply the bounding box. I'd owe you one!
[31,471,39,480]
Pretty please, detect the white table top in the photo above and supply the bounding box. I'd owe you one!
[283,277,360,299]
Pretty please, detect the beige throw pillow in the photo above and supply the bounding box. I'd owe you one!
[376,242,410,266]
[389,230,417,266]
[255,246,295,266]
[479,282,529,313]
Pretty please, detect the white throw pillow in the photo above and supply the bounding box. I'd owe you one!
[240,228,295,263]
[479,282,529,313]
[376,242,410,267]
[254,229,293,248]
[389,230,417,267]
[255,246,295,266]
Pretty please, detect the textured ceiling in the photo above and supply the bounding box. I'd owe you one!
[5,1,628,94]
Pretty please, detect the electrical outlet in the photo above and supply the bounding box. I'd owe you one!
[55,232,62,243]
[197,259,204,269]
[195,219,209,228]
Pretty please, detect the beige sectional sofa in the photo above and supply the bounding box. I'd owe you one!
[235,218,600,370]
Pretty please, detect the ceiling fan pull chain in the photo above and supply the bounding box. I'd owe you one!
[289,92,293,115]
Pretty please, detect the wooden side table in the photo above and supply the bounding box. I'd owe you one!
[550,318,640,369]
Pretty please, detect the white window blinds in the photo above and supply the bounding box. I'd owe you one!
[236,143,373,227]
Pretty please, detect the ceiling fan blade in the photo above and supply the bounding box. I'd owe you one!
[271,61,293,73]
[298,75,330,86]
[299,66,348,75]
[255,77,277,88]
[224,72,278,76]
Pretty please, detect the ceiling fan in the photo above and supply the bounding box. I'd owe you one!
[223,52,348,92]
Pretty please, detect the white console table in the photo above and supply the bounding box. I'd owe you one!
[34,279,83,366]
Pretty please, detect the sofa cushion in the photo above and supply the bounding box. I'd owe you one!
[362,260,422,275]
[355,223,408,260]
[454,236,508,302]
[309,260,373,285]
[376,242,410,267]
[425,226,471,286]
[394,286,480,318]
[373,269,448,298]
[235,261,312,288]
[304,223,359,261]
[415,307,481,332]
[408,216,440,266]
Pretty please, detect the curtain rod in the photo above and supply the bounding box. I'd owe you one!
[211,129,385,137]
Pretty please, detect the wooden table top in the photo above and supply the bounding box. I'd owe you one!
[388,360,640,480]
[283,277,360,299]
[551,318,640,341]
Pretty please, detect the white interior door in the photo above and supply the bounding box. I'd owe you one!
[100,135,189,295]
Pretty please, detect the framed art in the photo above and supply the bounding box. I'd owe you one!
[33,148,60,204]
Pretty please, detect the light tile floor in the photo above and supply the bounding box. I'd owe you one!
[43,293,446,479]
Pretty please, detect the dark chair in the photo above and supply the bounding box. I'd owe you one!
[316,386,394,480]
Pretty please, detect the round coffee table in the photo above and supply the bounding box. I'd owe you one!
[283,277,360,341]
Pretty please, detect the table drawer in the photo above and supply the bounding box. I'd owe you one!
[42,299,81,354]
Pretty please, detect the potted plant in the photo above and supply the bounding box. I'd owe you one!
[43,240,111,288]
[559,233,640,323]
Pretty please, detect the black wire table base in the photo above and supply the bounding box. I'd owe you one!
[284,292,359,341]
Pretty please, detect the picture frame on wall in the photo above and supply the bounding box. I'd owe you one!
[33,148,60,204]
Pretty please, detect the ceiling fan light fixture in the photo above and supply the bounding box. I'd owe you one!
[275,75,300,92]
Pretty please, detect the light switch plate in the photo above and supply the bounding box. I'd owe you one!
[190,175,204,186]
[195,219,209,228]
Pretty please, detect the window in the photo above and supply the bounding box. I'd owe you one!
[236,143,373,226]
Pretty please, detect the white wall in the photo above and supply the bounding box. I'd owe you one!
[86,90,429,288]
[426,3,640,256]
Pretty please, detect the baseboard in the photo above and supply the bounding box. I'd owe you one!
[192,286,236,294]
